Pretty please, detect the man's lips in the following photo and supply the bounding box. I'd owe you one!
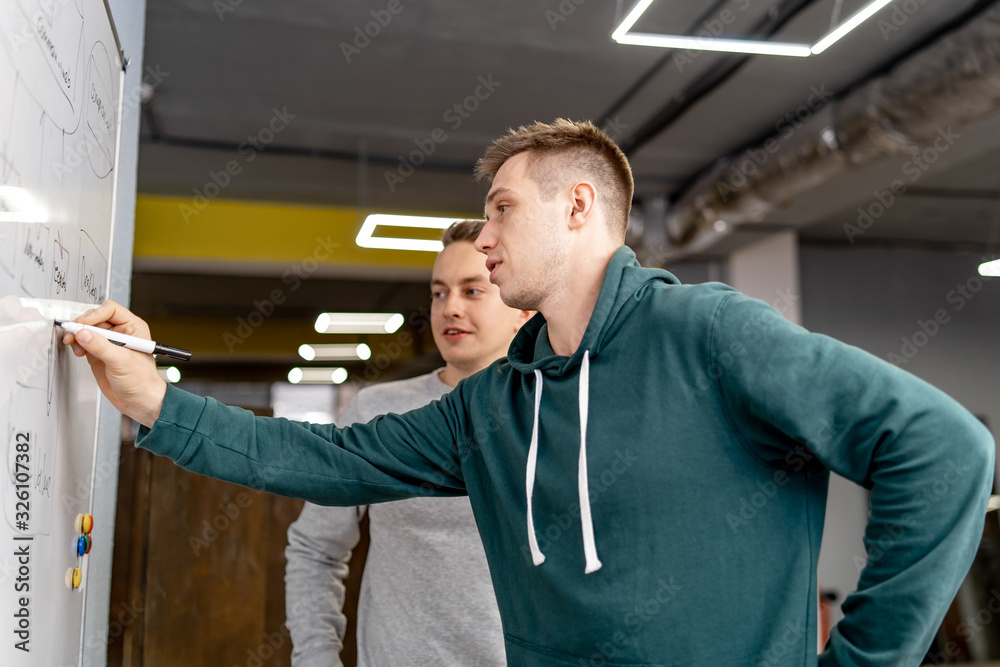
[442,327,471,341]
[486,259,501,281]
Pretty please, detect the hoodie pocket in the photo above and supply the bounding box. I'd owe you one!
[504,634,667,667]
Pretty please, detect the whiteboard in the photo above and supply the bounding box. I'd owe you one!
[0,0,125,664]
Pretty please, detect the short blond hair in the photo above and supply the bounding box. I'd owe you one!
[441,220,485,247]
[474,119,633,240]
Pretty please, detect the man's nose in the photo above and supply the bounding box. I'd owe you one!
[474,223,494,253]
[443,293,464,317]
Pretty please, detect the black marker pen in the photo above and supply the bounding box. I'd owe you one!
[55,321,192,361]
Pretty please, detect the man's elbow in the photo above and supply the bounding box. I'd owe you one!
[957,415,995,503]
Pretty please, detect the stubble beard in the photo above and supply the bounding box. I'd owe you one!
[502,286,543,312]
[499,247,569,312]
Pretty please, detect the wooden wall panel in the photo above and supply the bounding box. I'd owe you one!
[106,409,369,666]
[142,457,271,665]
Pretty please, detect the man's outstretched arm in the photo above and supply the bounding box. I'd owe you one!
[64,300,469,506]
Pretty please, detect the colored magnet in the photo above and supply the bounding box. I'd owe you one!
[65,567,82,589]
[77,534,91,556]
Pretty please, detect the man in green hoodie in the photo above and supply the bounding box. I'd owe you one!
[65,119,994,666]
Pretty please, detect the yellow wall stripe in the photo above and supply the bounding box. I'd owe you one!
[134,195,474,269]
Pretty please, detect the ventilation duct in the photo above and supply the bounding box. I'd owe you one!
[639,1,1000,263]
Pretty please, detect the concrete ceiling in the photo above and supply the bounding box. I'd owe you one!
[133,0,1000,382]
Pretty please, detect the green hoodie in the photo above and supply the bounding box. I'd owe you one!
[138,246,994,666]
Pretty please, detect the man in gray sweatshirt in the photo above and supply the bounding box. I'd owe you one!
[284,220,533,667]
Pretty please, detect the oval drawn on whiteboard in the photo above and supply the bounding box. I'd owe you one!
[85,41,116,178]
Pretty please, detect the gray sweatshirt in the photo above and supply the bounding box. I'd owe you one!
[284,370,505,667]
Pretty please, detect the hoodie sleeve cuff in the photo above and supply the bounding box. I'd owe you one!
[135,383,209,461]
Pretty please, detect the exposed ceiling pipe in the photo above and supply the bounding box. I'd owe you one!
[639,0,1000,264]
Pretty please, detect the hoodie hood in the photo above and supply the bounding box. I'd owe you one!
[507,245,681,574]
[508,245,681,375]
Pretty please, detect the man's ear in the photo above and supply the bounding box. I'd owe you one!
[516,310,537,328]
[567,181,598,231]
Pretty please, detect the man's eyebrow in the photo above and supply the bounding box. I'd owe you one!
[484,187,513,206]
[431,276,489,287]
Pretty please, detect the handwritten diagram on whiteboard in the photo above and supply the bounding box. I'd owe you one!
[0,0,124,664]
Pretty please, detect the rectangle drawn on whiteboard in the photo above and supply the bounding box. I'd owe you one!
[52,231,70,298]
[77,229,105,304]
[18,223,49,298]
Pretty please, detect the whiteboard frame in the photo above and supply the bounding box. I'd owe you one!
[75,49,127,665]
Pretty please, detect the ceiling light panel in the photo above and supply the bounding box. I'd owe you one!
[356,214,457,252]
[613,0,897,58]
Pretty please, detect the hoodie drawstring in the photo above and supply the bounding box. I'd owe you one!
[525,352,603,574]
[578,351,603,573]
[526,369,546,566]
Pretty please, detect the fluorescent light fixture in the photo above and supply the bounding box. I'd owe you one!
[314,313,405,334]
[612,0,893,58]
[298,343,372,361]
[612,0,656,39]
[157,366,181,383]
[979,259,1000,277]
[616,33,811,57]
[288,367,349,385]
[356,214,457,252]
[811,0,894,54]
[0,186,48,223]
[988,495,1000,512]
